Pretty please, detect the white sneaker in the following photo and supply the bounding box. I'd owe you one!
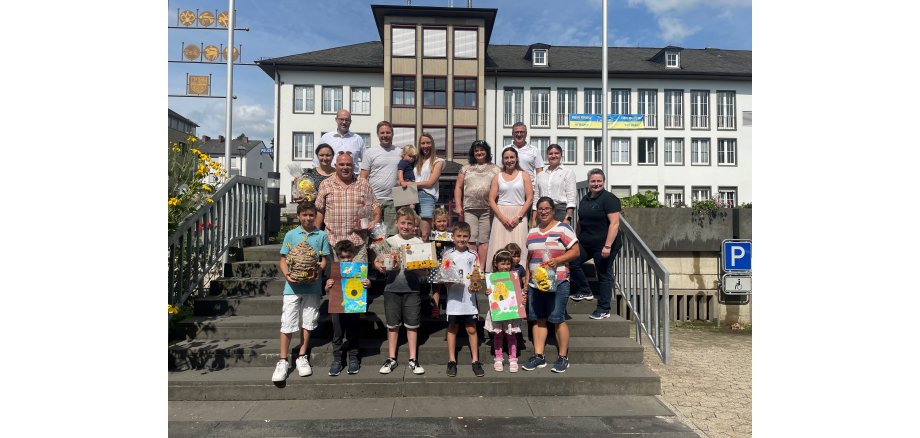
[408,358,425,375]
[296,356,313,377]
[271,359,290,382]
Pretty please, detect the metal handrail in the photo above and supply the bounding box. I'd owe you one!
[168,175,265,306]
[575,181,670,363]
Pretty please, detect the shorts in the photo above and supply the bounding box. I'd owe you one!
[463,208,492,243]
[280,293,322,333]
[447,314,479,325]
[526,280,571,324]
[384,291,421,329]
[418,191,436,218]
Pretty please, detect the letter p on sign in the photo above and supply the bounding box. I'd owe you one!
[722,240,752,271]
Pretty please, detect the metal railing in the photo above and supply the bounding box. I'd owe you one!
[168,176,265,306]
[575,182,670,363]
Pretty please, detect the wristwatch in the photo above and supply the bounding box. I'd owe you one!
[603,245,611,249]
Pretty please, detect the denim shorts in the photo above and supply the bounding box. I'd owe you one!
[526,280,571,324]
[418,191,436,218]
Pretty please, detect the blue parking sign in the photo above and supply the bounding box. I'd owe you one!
[722,240,751,271]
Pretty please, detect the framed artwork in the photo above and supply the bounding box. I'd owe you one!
[486,271,526,322]
[401,242,437,270]
[328,261,368,313]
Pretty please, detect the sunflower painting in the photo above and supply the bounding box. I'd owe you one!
[339,262,368,313]
[486,271,526,322]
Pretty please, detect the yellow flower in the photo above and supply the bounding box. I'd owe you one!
[201,184,213,192]
[168,304,180,315]
[168,198,180,206]
[206,197,214,204]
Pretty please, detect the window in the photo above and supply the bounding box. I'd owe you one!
[322,86,342,113]
[423,28,446,57]
[454,29,477,58]
[557,88,577,127]
[664,187,684,207]
[638,186,658,199]
[503,88,523,127]
[424,127,447,155]
[454,78,477,107]
[638,137,657,165]
[350,87,370,115]
[502,136,513,147]
[423,77,446,107]
[664,90,683,129]
[393,126,415,147]
[666,51,680,68]
[718,187,737,207]
[392,77,415,106]
[530,88,550,127]
[717,91,736,129]
[584,137,602,164]
[453,127,477,159]
[611,89,630,114]
[743,111,752,126]
[611,186,631,198]
[692,187,711,203]
[638,89,657,129]
[690,90,709,129]
[357,133,371,148]
[584,89,602,114]
[690,138,710,165]
[664,138,684,165]
[533,49,547,66]
[530,137,550,160]
[610,137,630,164]
[294,85,314,113]
[293,132,313,161]
[392,27,415,57]
[557,137,576,163]
[717,138,737,165]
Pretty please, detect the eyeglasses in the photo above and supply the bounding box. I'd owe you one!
[471,140,486,147]
[336,117,352,122]
[537,207,553,213]
[337,151,353,155]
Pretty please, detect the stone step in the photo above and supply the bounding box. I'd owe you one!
[174,313,630,341]
[208,277,286,296]
[229,261,282,278]
[193,291,613,317]
[240,244,284,262]
[168,363,660,401]
[168,336,645,371]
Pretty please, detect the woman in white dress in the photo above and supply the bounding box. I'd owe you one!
[486,147,533,270]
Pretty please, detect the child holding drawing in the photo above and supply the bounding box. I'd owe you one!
[483,249,524,373]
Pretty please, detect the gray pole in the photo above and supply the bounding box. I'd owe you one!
[601,0,608,178]
[224,0,235,173]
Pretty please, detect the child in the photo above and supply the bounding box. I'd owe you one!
[442,222,485,377]
[428,208,454,319]
[325,240,370,376]
[484,250,524,372]
[273,201,331,382]
[505,243,527,290]
[397,145,418,209]
[373,207,427,375]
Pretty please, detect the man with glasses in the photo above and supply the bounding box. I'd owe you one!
[315,153,380,263]
[497,122,544,219]
[317,109,366,172]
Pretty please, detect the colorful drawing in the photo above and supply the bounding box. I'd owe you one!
[339,262,367,313]
[402,242,437,270]
[486,271,526,322]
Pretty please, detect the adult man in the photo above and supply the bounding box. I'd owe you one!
[317,109,366,172]
[315,153,381,262]
[359,121,401,236]
[498,121,544,218]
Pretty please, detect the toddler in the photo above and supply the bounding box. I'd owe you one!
[397,144,418,209]
[505,243,527,290]
[428,208,453,318]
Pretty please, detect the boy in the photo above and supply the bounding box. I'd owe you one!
[273,201,331,382]
[505,243,527,290]
[325,240,370,376]
[442,222,485,377]
[374,207,427,375]
[397,145,418,210]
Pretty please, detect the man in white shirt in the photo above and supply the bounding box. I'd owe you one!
[359,121,401,236]
[498,121,544,220]
[317,109,366,172]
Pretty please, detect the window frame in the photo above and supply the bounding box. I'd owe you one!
[453,77,477,108]
[717,138,737,166]
[638,89,657,129]
[718,187,738,208]
[666,51,680,68]
[664,137,684,166]
[664,186,685,207]
[503,87,524,127]
[452,126,477,159]
[533,49,547,66]
[350,86,371,115]
[293,85,314,114]
[637,137,657,165]
[584,88,603,115]
[664,89,683,129]
[556,136,577,164]
[422,27,447,58]
[690,138,711,166]
[423,126,448,155]
[292,132,314,161]
[392,76,416,107]
[453,28,477,59]
[530,137,550,161]
[692,186,712,203]
[611,88,630,114]
[422,76,447,108]
[690,90,710,130]
[584,137,602,165]
[391,26,416,58]
[717,90,737,130]
[610,137,630,165]
[556,88,577,128]
[530,87,550,128]
[392,126,416,148]
[321,86,343,114]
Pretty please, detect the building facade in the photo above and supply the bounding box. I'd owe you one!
[258,4,751,207]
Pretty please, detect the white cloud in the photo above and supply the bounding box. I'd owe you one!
[658,17,699,42]
[627,0,749,14]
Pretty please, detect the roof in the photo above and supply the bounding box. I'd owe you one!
[370,4,497,47]
[258,43,751,80]
[168,109,199,127]
[198,136,265,157]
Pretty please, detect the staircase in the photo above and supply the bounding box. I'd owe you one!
[168,244,676,424]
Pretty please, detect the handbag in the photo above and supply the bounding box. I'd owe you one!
[391,184,419,207]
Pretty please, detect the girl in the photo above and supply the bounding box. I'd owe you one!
[504,243,526,290]
[414,133,445,240]
[429,208,453,319]
[484,250,524,372]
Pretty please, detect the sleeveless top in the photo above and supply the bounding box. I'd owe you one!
[497,171,525,206]
[418,157,445,199]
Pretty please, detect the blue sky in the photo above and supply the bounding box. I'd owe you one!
[167,0,752,143]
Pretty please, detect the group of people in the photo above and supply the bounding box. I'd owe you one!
[271,110,623,383]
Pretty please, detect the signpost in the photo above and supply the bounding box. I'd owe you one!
[719,239,751,304]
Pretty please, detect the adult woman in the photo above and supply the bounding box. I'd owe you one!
[303,143,336,186]
[520,197,580,373]
[486,147,533,268]
[453,140,500,270]
[414,133,445,240]
[531,144,576,227]
[568,169,622,320]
